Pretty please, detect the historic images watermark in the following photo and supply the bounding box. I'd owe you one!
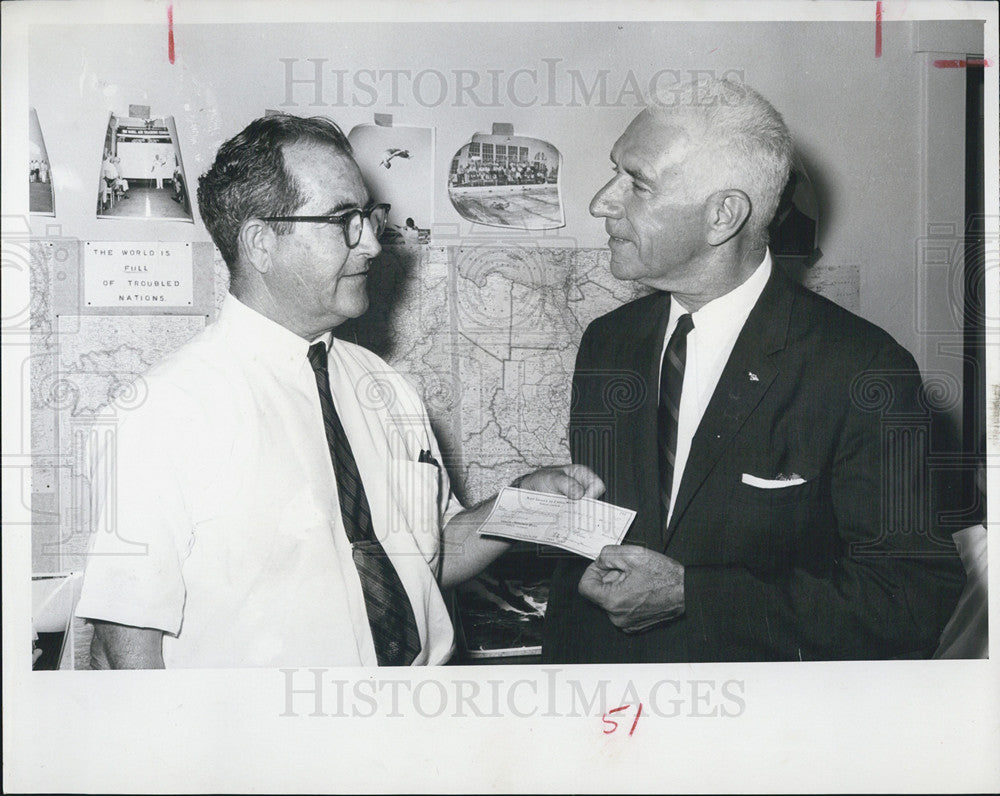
[279,60,747,109]
[279,667,747,721]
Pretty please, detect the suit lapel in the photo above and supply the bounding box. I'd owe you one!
[623,292,671,550]
[663,270,796,547]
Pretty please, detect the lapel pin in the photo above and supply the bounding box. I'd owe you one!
[748,371,759,382]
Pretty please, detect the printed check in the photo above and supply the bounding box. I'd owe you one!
[477,487,637,559]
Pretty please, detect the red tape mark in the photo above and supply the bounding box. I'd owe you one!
[934,58,991,68]
[168,5,175,64]
[875,1,883,58]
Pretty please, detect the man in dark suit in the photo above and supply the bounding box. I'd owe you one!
[542,78,965,662]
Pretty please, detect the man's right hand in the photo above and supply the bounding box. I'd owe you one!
[512,464,606,500]
[440,464,605,589]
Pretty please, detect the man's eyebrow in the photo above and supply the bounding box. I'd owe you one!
[323,199,372,216]
[625,166,652,182]
[324,201,362,215]
[610,153,653,185]
[620,162,655,186]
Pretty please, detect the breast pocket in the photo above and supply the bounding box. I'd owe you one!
[735,477,820,506]
[725,477,825,574]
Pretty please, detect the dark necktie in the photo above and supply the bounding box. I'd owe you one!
[308,342,421,666]
[658,313,694,535]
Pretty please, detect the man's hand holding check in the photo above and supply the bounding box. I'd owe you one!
[514,464,607,502]
[579,546,685,633]
[479,465,684,633]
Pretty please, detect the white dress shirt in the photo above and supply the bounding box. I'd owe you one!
[76,295,456,667]
[659,251,773,526]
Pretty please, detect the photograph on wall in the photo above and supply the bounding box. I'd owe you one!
[28,107,54,215]
[448,127,564,229]
[348,119,434,244]
[95,111,193,222]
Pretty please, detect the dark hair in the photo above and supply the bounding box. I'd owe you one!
[197,114,353,269]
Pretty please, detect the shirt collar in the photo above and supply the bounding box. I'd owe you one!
[217,294,333,370]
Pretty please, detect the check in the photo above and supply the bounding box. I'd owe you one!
[476,487,637,559]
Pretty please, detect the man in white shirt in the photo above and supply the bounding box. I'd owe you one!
[542,78,965,662]
[76,114,601,668]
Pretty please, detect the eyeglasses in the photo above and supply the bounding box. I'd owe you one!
[261,203,391,249]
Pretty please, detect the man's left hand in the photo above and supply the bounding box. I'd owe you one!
[578,545,685,633]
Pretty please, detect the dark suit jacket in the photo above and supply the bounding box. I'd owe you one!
[543,268,965,662]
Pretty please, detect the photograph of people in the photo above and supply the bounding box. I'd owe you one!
[96,113,191,221]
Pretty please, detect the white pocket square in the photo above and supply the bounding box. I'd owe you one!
[741,473,807,489]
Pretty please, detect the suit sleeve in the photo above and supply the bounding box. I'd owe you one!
[683,341,966,660]
[568,319,612,494]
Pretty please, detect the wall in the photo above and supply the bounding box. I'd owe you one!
[28,19,979,346]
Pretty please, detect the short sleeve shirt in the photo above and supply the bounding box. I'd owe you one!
[75,295,457,667]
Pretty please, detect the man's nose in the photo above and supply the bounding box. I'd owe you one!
[590,177,623,219]
[356,216,382,258]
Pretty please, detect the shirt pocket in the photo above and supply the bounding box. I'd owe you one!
[385,459,441,565]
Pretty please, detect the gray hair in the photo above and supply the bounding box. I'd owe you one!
[648,77,793,248]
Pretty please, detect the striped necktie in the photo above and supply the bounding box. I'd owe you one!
[308,342,421,666]
[658,313,694,536]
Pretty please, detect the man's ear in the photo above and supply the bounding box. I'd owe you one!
[705,189,752,246]
[238,218,275,274]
